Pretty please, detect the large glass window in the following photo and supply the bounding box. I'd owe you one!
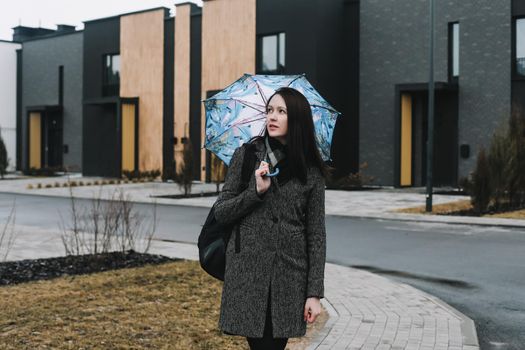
[103,54,120,96]
[517,18,525,76]
[258,33,285,73]
[449,22,459,79]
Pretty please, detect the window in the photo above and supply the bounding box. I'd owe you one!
[102,54,120,96]
[516,18,525,77]
[449,22,459,80]
[257,33,285,73]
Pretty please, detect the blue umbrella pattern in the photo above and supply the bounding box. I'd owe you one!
[203,73,340,165]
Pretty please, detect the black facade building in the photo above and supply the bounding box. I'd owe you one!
[17,26,83,172]
[359,0,518,187]
[82,15,121,177]
[255,0,359,175]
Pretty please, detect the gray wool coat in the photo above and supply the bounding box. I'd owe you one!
[214,139,326,338]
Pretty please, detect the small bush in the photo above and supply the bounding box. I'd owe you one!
[0,132,8,179]
[211,154,227,193]
[173,142,194,196]
[463,109,525,214]
[24,166,64,177]
[326,162,376,190]
[469,147,491,214]
[123,169,161,181]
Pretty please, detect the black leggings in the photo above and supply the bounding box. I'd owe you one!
[246,290,288,350]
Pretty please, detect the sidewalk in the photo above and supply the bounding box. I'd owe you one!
[7,225,480,350]
[0,175,523,228]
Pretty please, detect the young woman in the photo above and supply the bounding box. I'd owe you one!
[214,87,327,349]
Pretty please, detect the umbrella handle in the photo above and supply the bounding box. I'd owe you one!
[264,167,280,177]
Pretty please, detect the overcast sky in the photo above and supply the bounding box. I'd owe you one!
[0,0,203,41]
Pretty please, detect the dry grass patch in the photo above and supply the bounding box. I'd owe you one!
[393,199,472,215]
[485,208,525,219]
[0,260,246,349]
[0,260,326,350]
[394,199,525,219]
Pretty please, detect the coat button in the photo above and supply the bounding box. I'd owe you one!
[272,217,278,223]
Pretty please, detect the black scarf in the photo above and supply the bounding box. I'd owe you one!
[267,136,291,185]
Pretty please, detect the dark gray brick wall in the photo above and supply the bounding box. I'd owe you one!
[359,0,511,186]
[22,32,83,171]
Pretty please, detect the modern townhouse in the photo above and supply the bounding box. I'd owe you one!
[199,0,357,181]
[7,0,524,187]
[82,5,202,178]
[16,25,83,172]
[0,40,21,171]
[359,0,525,187]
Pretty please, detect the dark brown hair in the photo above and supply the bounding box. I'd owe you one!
[260,87,326,183]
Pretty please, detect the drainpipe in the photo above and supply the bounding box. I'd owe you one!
[425,0,435,212]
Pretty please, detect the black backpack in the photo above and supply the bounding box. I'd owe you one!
[198,143,257,281]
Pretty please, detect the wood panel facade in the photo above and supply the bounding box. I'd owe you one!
[174,4,192,171]
[201,0,256,180]
[120,9,167,173]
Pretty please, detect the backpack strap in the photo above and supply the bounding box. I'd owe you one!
[239,142,257,191]
[235,142,257,254]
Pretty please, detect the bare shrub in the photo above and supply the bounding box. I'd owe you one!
[1,202,17,261]
[211,153,226,193]
[326,162,376,189]
[60,184,157,256]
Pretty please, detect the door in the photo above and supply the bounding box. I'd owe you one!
[44,112,63,168]
[29,112,42,169]
[400,93,413,186]
[121,102,137,173]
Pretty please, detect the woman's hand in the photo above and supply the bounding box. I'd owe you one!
[304,297,321,323]
[255,161,271,195]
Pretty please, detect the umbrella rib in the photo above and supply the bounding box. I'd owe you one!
[246,74,268,106]
[233,113,266,126]
[236,99,266,113]
[255,82,268,107]
[287,75,304,86]
[205,120,259,147]
[310,104,340,114]
[209,97,266,113]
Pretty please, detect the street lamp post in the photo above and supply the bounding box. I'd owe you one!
[426,0,435,212]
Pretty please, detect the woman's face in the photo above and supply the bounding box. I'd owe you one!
[266,94,288,144]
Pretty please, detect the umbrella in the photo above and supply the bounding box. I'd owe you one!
[203,73,340,166]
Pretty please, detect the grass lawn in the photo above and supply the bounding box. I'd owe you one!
[394,199,525,219]
[0,260,326,349]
